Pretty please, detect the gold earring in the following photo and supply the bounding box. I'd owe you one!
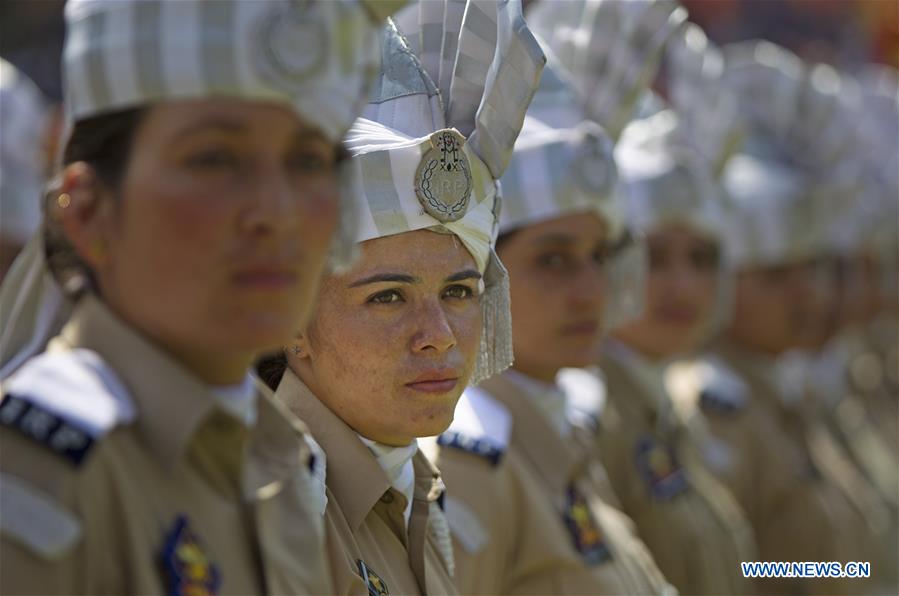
[57,193,72,209]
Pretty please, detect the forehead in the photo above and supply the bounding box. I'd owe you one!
[516,212,607,245]
[648,223,719,247]
[138,98,324,142]
[352,229,477,276]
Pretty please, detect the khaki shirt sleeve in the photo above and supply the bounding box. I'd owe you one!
[0,430,95,595]
[436,447,515,595]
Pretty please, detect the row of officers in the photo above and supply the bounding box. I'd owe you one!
[0,0,896,594]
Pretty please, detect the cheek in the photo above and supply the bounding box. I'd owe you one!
[116,179,233,275]
[314,308,401,382]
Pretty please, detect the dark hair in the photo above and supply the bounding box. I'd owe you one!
[256,352,288,391]
[44,108,145,294]
[494,229,518,254]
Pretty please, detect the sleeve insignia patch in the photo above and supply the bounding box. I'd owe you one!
[159,515,221,596]
[562,485,612,566]
[635,436,689,500]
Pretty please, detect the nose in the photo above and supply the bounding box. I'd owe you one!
[569,260,606,311]
[410,299,458,354]
[238,163,299,238]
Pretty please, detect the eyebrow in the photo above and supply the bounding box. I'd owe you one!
[445,269,482,283]
[348,268,482,288]
[531,232,577,246]
[348,273,421,288]
[173,118,249,142]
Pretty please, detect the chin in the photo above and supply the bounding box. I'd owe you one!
[411,402,458,439]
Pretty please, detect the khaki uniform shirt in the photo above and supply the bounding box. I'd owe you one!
[427,372,674,596]
[0,296,330,595]
[276,370,456,596]
[685,340,878,595]
[596,347,755,596]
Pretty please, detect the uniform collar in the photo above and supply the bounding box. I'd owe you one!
[58,295,309,491]
[602,338,671,422]
[275,368,391,531]
[59,295,221,469]
[504,368,571,438]
[713,338,783,412]
[481,372,583,492]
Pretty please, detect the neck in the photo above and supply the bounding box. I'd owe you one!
[104,301,252,385]
[510,362,558,384]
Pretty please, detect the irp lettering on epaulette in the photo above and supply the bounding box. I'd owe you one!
[437,386,511,466]
[0,349,136,466]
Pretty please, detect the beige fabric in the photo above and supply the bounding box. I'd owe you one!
[686,340,881,595]
[431,372,674,595]
[0,296,329,595]
[276,370,455,596]
[597,352,755,595]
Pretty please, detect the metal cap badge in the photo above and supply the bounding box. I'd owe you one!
[415,129,473,223]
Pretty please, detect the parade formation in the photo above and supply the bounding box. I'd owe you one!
[0,1,896,595]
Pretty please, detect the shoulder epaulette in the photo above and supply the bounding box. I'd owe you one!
[697,357,749,416]
[0,349,136,466]
[558,366,606,433]
[437,386,511,466]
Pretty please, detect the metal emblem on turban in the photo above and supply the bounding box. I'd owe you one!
[415,129,473,223]
[255,2,326,92]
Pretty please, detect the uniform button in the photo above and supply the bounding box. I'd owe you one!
[380,492,394,504]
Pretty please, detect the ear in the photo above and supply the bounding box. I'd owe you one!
[55,162,115,271]
[287,332,315,362]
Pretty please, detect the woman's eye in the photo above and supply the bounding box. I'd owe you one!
[368,289,404,304]
[690,248,720,271]
[443,285,474,300]
[592,249,609,266]
[288,152,335,173]
[537,252,571,270]
[185,149,240,170]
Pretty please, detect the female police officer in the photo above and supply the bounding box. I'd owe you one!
[259,2,544,593]
[0,0,400,593]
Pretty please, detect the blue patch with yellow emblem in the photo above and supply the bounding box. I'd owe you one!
[159,515,221,596]
[357,559,390,596]
[635,436,689,500]
[562,485,611,565]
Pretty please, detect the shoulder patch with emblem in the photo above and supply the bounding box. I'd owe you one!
[635,435,689,500]
[558,366,607,433]
[437,386,511,466]
[160,515,221,596]
[562,485,612,565]
[357,559,390,596]
[695,358,749,416]
[0,472,82,560]
[0,349,136,466]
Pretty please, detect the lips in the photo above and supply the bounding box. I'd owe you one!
[405,370,460,394]
[232,267,299,290]
[655,306,699,325]
[559,320,600,336]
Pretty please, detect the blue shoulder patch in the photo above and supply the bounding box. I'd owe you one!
[696,358,748,417]
[437,386,511,467]
[0,349,136,466]
[558,367,606,433]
